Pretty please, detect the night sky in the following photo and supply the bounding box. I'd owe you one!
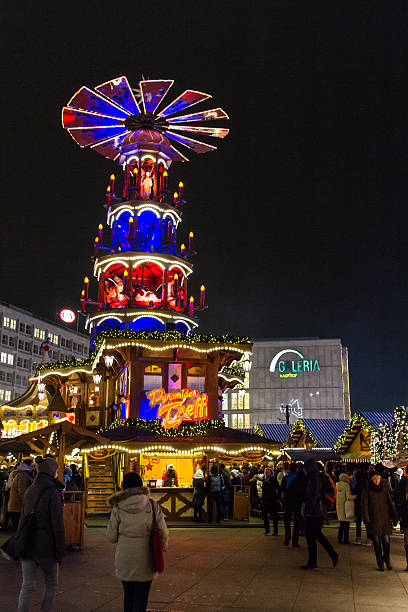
[1,3,407,412]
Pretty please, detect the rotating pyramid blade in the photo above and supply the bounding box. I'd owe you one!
[168,125,229,138]
[62,107,124,129]
[95,76,140,115]
[158,90,212,118]
[67,86,130,119]
[140,80,174,113]
[167,107,229,124]
[91,133,128,160]
[165,131,217,154]
[68,126,128,148]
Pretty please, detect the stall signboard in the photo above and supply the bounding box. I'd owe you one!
[269,349,320,378]
[147,387,209,429]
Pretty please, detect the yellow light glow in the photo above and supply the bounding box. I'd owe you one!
[179,181,183,188]
[84,276,89,283]
[124,270,128,277]
[181,244,185,251]
[110,174,115,180]
[98,224,103,230]
[201,285,205,291]
[174,273,178,280]
[190,296,194,302]
[189,231,194,238]
[107,186,111,192]
[95,237,99,243]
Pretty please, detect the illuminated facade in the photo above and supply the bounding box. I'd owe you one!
[7,77,250,438]
[222,337,351,426]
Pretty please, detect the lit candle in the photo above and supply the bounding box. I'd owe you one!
[133,167,138,187]
[128,216,133,239]
[200,285,205,308]
[98,224,103,241]
[110,173,115,193]
[94,237,99,256]
[123,269,129,292]
[178,181,184,199]
[163,170,168,189]
[189,296,194,316]
[173,192,178,205]
[106,185,111,205]
[81,289,85,311]
[84,276,89,299]
[189,231,194,252]
[180,243,185,256]
[173,273,179,293]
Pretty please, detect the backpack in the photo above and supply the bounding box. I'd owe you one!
[321,474,337,504]
[210,475,224,493]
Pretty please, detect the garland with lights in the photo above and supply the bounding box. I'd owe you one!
[369,406,408,463]
[97,417,226,438]
[219,366,245,377]
[289,419,318,447]
[37,329,251,373]
[333,413,376,453]
[252,424,264,437]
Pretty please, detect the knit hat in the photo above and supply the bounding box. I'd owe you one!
[35,456,58,476]
[123,472,143,489]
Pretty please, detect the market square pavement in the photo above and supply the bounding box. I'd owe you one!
[1,525,408,611]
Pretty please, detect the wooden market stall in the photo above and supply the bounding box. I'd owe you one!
[81,422,281,521]
[0,421,107,547]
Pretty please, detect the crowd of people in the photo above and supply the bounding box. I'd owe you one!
[2,455,408,610]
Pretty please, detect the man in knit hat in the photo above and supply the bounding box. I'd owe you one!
[17,456,65,612]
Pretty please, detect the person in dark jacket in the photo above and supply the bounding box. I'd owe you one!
[69,464,84,490]
[207,465,224,523]
[219,463,232,520]
[300,459,338,570]
[351,468,368,544]
[281,463,302,547]
[396,472,408,570]
[17,456,65,611]
[192,468,206,522]
[361,471,398,571]
[262,468,280,535]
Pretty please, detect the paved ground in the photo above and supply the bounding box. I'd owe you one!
[2,525,408,611]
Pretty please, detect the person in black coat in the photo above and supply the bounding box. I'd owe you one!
[300,459,338,570]
[397,472,408,570]
[17,457,65,611]
[281,463,302,547]
[262,468,280,535]
[362,471,398,571]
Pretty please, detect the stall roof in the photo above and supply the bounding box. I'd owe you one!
[0,420,107,456]
[283,448,342,462]
[98,425,280,448]
[301,419,349,448]
[241,424,292,444]
[359,411,394,429]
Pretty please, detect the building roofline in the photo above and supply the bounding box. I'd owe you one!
[0,299,89,339]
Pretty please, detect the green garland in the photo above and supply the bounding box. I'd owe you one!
[288,419,318,446]
[333,412,375,452]
[219,366,245,377]
[97,417,226,438]
[37,329,251,373]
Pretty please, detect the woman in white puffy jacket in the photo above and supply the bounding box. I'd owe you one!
[336,473,357,544]
[107,472,168,612]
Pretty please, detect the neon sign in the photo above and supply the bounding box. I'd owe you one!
[269,349,320,378]
[147,387,208,429]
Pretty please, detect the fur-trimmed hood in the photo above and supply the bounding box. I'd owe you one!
[107,486,149,507]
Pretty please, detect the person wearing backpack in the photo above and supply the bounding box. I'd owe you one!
[207,464,224,524]
[17,456,65,612]
[300,459,339,570]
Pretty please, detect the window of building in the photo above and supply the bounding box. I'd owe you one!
[144,365,162,392]
[223,414,229,427]
[3,317,16,330]
[26,325,32,335]
[0,389,11,402]
[0,371,4,381]
[66,340,72,349]
[73,342,77,352]
[18,340,24,350]
[231,413,250,429]
[50,334,58,345]
[17,357,23,367]
[1,352,13,365]
[187,376,205,393]
[34,328,45,340]
[33,345,39,355]
[2,335,7,345]
[61,338,66,347]
[24,342,30,352]
[222,394,228,411]
[8,337,15,348]
[19,323,25,333]
[23,359,29,369]
[16,374,22,385]
[6,372,13,383]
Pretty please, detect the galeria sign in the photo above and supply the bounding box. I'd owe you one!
[269,349,320,378]
[147,387,209,429]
